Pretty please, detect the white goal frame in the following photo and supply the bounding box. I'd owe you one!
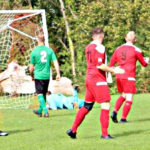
[0,9,51,109]
[0,9,49,47]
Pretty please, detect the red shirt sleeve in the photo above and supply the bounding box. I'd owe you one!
[109,50,117,67]
[135,49,148,67]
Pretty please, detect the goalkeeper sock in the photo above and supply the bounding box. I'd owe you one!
[38,94,48,114]
[114,96,125,113]
[100,109,109,137]
[72,106,89,133]
[121,101,132,119]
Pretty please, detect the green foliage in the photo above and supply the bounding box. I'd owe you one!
[1,0,150,93]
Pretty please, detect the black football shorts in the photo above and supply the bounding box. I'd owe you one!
[35,79,49,94]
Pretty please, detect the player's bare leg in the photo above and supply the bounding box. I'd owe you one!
[111,93,126,123]
[67,102,94,139]
[100,102,113,139]
[120,94,133,123]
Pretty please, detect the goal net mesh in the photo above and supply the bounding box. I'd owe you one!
[0,10,47,109]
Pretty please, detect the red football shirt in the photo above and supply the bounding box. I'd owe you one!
[85,40,107,84]
[109,43,148,79]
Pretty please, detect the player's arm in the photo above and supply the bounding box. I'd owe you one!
[97,64,115,74]
[29,64,34,80]
[51,49,60,81]
[97,64,124,74]
[96,49,124,74]
[109,50,117,67]
[29,52,35,80]
[135,48,149,66]
[53,60,60,81]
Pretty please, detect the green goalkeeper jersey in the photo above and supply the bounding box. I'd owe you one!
[30,45,57,80]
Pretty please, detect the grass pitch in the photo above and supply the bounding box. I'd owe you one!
[0,94,150,150]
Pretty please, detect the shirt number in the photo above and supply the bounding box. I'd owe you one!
[87,51,92,62]
[121,50,126,61]
[41,51,47,62]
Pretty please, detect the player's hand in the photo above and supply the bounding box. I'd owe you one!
[32,76,34,81]
[144,57,149,64]
[56,74,60,81]
[30,74,34,81]
[113,66,125,74]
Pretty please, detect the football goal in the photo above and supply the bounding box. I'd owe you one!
[0,9,49,109]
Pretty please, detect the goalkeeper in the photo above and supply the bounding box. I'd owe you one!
[29,33,60,117]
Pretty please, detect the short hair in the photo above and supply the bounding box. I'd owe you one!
[92,27,104,36]
[37,32,45,43]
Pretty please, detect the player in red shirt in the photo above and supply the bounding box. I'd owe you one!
[66,27,124,139]
[110,31,149,123]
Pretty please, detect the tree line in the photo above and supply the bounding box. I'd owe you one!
[1,0,150,93]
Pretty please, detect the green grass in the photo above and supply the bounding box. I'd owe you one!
[0,94,150,150]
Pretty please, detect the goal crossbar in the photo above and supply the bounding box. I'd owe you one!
[0,9,45,14]
[0,9,49,46]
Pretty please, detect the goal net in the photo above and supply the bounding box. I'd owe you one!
[0,10,49,109]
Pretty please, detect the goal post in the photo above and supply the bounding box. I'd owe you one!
[0,9,49,109]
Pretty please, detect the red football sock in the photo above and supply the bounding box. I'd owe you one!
[100,109,109,137]
[114,96,125,113]
[121,101,132,119]
[72,107,89,133]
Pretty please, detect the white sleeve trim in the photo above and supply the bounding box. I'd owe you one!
[135,47,142,53]
[96,82,107,86]
[91,40,105,53]
[144,57,149,64]
[95,44,105,53]
[124,43,142,53]
[128,77,136,81]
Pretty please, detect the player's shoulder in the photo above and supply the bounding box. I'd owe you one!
[115,43,129,50]
[132,45,142,53]
[88,40,105,53]
[115,43,142,53]
[32,45,41,53]
[39,45,55,53]
[41,45,55,53]
[124,43,142,53]
[113,44,124,53]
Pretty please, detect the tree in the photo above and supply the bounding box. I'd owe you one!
[59,0,76,76]
[1,0,150,92]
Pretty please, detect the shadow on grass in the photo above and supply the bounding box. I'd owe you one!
[75,129,149,139]
[114,129,149,137]
[8,129,33,135]
[132,118,150,123]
